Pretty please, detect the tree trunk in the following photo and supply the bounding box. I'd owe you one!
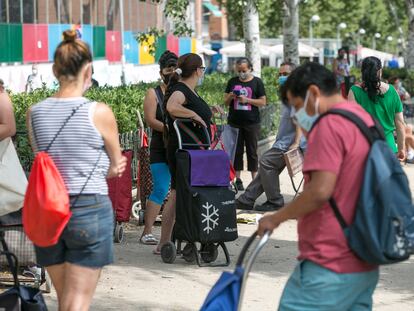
[243,0,261,77]
[406,0,414,69]
[282,0,300,65]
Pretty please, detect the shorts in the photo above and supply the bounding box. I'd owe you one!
[279,260,379,311]
[35,194,114,268]
[148,162,171,205]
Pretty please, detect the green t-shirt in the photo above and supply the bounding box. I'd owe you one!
[350,84,403,152]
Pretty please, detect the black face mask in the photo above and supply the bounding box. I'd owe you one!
[338,54,345,59]
[161,73,172,84]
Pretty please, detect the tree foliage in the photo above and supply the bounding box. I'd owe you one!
[222,0,407,53]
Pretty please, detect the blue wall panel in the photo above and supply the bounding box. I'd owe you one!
[81,24,93,52]
[124,31,138,64]
[48,24,71,61]
[179,37,192,56]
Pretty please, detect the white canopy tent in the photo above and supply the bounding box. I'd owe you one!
[197,46,217,56]
[360,47,394,66]
[268,42,320,58]
[219,43,271,58]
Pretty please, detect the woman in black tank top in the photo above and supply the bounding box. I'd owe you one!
[141,51,178,253]
[158,53,212,251]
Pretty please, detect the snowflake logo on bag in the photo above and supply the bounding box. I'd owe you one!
[202,202,219,234]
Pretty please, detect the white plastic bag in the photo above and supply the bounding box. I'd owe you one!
[0,138,27,216]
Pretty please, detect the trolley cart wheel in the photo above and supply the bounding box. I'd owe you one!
[161,242,177,264]
[138,209,145,226]
[182,243,197,263]
[131,201,141,220]
[114,223,124,243]
[200,243,219,263]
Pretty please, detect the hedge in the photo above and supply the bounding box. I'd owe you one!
[11,68,281,170]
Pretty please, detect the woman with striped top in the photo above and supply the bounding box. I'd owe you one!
[26,30,127,311]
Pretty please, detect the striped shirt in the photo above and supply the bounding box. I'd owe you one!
[29,97,110,195]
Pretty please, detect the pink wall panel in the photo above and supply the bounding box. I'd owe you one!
[23,24,49,63]
[167,34,179,56]
[106,31,121,62]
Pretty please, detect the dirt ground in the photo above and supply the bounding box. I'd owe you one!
[42,164,414,311]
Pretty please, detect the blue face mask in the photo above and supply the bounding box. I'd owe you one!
[278,76,288,86]
[294,90,320,132]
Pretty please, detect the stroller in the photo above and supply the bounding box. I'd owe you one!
[0,211,52,293]
[160,119,238,267]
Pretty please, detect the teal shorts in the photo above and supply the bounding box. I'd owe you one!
[279,260,379,311]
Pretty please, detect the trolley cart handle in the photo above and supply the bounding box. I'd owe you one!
[173,119,211,149]
[237,231,271,311]
[136,109,144,130]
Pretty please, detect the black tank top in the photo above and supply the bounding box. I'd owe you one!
[149,86,167,164]
[167,82,212,140]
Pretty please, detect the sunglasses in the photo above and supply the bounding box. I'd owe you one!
[279,72,290,76]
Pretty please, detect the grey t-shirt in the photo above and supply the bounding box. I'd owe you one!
[272,104,306,152]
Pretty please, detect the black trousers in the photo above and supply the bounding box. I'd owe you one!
[231,123,260,172]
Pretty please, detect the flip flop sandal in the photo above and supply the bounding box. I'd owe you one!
[153,248,161,255]
[140,234,158,245]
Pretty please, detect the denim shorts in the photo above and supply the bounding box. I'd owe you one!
[279,260,379,311]
[35,194,114,268]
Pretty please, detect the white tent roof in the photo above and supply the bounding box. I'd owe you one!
[268,42,319,57]
[360,47,393,64]
[219,43,270,58]
[197,46,217,56]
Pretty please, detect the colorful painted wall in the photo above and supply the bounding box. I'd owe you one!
[0,23,197,65]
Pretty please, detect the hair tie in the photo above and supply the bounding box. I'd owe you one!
[175,68,182,75]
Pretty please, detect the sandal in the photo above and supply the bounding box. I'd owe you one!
[140,234,158,245]
[153,248,161,255]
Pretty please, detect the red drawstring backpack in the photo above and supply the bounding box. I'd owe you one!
[23,102,97,247]
[23,151,71,247]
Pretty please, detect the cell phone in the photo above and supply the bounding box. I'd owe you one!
[233,89,241,96]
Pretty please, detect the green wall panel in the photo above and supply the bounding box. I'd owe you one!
[155,35,167,63]
[93,26,106,59]
[0,24,22,63]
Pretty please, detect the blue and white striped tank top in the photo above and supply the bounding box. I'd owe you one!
[29,97,110,195]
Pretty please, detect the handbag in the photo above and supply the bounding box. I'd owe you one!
[0,233,47,311]
[0,138,28,217]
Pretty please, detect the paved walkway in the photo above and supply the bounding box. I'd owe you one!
[43,162,414,310]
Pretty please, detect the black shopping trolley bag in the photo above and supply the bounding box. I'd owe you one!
[175,149,238,244]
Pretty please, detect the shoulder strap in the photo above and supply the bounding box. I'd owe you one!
[154,86,165,116]
[309,108,384,230]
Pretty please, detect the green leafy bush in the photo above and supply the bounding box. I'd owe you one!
[12,69,281,168]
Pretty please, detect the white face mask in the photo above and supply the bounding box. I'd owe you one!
[239,72,249,81]
[293,90,320,132]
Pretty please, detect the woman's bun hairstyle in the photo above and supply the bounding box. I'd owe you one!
[62,29,78,43]
[53,30,92,80]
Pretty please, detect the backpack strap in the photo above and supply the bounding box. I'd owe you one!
[309,108,385,229]
[154,86,165,117]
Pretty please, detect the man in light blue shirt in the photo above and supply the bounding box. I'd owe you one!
[236,62,306,211]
